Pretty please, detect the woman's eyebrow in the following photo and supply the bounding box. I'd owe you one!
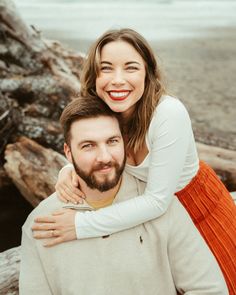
[125,61,141,65]
[100,61,141,65]
[100,61,112,65]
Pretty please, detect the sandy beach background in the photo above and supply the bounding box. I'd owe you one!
[14,0,236,149]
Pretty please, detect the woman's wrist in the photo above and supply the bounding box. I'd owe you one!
[58,163,74,176]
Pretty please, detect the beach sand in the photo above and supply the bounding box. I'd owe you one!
[50,26,236,150]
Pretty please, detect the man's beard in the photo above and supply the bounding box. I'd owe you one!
[71,155,126,192]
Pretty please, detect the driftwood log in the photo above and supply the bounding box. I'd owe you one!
[4,136,68,207]
[0,246,20,295]
[197,142,236,191]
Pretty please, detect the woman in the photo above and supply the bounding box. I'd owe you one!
[33,28,236,294]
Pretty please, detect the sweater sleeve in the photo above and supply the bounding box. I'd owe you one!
[75,98,193,239]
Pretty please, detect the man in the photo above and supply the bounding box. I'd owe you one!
[19,96,228,295]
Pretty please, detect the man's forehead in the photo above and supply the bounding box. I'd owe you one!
[70,116,121,142]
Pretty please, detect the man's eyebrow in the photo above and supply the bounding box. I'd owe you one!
[108,135,122,140]
[77,135,122,146]
[77,140,94,146]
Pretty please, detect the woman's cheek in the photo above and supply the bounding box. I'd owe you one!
[95,78,104,97]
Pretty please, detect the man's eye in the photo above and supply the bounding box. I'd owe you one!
[82,144,93,149]
[108,139,119,145]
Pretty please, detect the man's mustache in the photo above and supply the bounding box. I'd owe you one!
[92,162,115,172]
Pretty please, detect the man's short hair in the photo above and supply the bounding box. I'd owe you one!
[60,95,123,145]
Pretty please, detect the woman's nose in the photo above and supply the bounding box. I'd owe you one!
[111,70,125,86]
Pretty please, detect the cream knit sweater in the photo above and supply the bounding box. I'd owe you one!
[19,172,228,295]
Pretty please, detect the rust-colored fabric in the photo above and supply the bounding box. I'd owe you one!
[176,161,236,295]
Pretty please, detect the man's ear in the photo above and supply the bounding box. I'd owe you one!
[64,143,72,163]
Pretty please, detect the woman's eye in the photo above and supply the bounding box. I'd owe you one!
[100,66,112,72]
[126,66,139,71]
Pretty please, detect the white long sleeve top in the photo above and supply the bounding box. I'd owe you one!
[64,95,199,238]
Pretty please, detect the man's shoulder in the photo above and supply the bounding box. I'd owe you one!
[164,197,190,222]
[150,196,191,230]
[168,197,186,215]
[33,192,61,215]
[153,196,201,242]
[22,192,62,233]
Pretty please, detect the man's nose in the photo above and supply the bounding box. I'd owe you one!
[96,146,112,163]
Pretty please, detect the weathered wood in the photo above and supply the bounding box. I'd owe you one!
[0,0,84,159]
[0,95,19,158]
[194,128,236,155]
[0,246,20,295]
[197,142,236,191]
[0,166,11,188]
[4,136,68,207]
[0,0,83,81]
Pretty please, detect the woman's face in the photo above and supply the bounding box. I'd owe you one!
[95,40,146,119]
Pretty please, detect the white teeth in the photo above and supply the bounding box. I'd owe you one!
[110,92,129,98]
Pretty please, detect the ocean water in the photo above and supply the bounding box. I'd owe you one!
[14,0,236,46]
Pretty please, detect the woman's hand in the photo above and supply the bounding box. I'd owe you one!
[32,209,77,247]
[55,166,85,204]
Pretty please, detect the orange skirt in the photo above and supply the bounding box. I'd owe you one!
[176,161,236,295]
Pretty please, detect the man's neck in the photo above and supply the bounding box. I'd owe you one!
[78,177,122,209]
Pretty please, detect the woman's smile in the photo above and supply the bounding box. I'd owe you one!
[108,90,131,101]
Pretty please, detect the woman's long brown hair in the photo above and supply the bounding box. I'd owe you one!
[81,28,166,153]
